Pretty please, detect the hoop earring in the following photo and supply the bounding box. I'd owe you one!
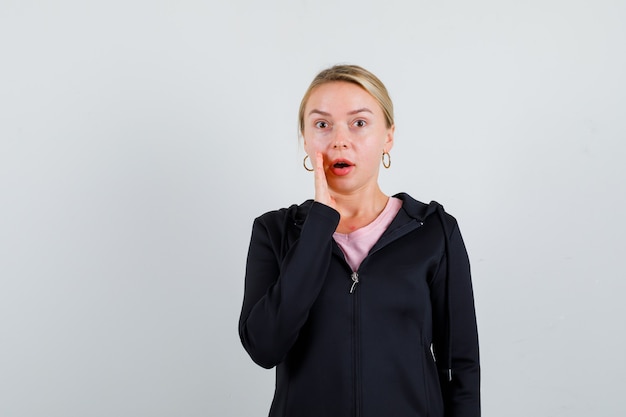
[382,151,391,169]
[303,155,314,172]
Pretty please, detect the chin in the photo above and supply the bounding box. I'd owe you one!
[328,181,360,194]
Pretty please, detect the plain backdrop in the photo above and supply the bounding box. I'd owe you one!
[1,1,625,416]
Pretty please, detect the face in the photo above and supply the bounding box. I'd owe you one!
[303,81,394,194]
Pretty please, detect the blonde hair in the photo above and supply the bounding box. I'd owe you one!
[298,64,394,135]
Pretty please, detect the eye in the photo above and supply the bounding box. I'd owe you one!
[354,119,367,127]
[315,121,329,129]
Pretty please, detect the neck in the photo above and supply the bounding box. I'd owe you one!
[331,185,389,220]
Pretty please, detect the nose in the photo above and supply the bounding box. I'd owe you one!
[332,127,349,149]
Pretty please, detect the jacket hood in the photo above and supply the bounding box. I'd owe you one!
[393,192,443,222]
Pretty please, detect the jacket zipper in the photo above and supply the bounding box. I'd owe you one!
[352,271,362,417]
[349,271,359,293]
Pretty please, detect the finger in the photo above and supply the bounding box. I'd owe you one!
[314,152,330,205]
[315,152,326,183]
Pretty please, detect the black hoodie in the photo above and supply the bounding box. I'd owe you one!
[239,193,480,417]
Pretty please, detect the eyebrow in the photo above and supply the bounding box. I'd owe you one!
[348,108,373,116]
[307,108,374,117]
[308,109,331,117]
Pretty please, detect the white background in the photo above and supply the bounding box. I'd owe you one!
[1,1,625,416]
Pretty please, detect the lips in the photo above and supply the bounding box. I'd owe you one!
[329,159,354,176]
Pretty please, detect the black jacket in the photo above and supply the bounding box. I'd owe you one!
[239,193,480,417]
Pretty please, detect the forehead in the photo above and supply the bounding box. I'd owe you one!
[305,81,381,115]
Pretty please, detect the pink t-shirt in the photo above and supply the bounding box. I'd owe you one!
[333,197,403,272]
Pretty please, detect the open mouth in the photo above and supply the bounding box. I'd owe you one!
[329,159,354,176]
[333,162,351,168]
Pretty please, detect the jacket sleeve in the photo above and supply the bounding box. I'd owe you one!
[430,215,480,417]
[238,202,340,369]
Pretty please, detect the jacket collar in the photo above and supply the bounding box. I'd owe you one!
[292,193,441,227]
[393,192,442,222]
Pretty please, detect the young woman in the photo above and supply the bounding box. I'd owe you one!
[239,65,480,417]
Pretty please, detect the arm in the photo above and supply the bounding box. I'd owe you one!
[238,202,340,369]
[430,216,480,417]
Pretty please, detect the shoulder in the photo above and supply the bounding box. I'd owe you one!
[393,192,460,234]
[393,192,454,219]
[250,201,339,257]
[253,200,313,229]
[256,200,340,241]
[256,200,312,219]
[255,200,341,226]
[254,199,340,230]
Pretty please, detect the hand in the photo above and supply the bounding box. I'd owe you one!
[313,152,337,210]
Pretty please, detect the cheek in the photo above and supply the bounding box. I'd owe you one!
[360,142,385,166]
[303,133,325,153]
[303,137,313,154]
[361,139,383,154]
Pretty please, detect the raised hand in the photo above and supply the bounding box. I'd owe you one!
[313,152,337,210]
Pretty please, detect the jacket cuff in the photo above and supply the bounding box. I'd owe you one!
[304,201,340,233]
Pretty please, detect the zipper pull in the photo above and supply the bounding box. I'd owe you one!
[349,272,359,294]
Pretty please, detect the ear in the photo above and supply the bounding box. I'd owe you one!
[384,125,395,153]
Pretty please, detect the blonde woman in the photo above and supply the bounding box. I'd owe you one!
[239,65,480,417]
